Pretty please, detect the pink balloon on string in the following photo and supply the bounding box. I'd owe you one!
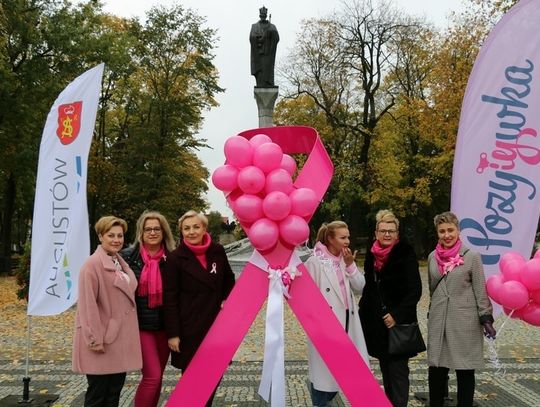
[224,136,253,168]
[503,306,525,319]
[289,187,318,217]
[520,303,540,326]
[499,252,526,282]
[265,168,294,195]
[498,280,529,310]
[212,165,239,192]
[521,258,540,291]
[262,191,291,221]
[248,218,279,251]
[486,273,505,305]
[237,166,265,194]
[253,142,283,174]
[280,154,297,176]
[530,289,540,305]
[279,215,310,246]
[249,133,272,149]
[234,194,263,223]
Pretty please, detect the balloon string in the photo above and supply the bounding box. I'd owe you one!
[485,308,514,376]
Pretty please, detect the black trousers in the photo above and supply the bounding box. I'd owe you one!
[378,356,410,407]
[429,366,475,407]
[85,372,126,407]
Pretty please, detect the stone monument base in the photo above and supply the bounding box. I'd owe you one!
[254,87,278,128]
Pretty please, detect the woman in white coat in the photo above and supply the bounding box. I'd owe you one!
[305,221,370,407]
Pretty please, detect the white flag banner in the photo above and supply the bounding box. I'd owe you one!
[28,63,104,316]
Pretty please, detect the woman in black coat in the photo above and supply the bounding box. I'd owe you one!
[163,210,235,407]
[359,209,422,407]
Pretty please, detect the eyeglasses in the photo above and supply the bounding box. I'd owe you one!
[377,229,397,235]
[143,227,162,234]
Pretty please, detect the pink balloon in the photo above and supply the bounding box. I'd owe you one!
[503,306,524,319]
[212,165,239,192]
[265,168,293,195]
[289,187,318,218]
[234,194,263,223]
[498,280,529,310]
[280,154,297,176]
[253,142,283,174]
[224,136,253,168]
[249,133,272,149]
[520,303,540,326]
[262,191,291,221]
[530,289,540,305]
[248,218,279,251]
[237,166,265,194]
[521,258,540,291]
[499,252,525,282]
[279,215,310,246]
[486,273,505,305]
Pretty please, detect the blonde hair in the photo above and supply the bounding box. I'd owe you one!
[375,209,399,230]
[134,211,176,252]
[433,211,460,229]
[316,221,348,246]
[94,216,127,236]
[178,210,208,230]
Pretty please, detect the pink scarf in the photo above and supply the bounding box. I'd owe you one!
[370,239,397,271]
[435,239,464,276]
[138,244,165,308]
[183,232,212,269]
[314,241,349,308]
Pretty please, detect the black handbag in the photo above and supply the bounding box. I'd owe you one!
[374,271,426,356]
[388,322,426,356]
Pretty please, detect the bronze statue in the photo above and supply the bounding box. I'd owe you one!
[250,6,279,88]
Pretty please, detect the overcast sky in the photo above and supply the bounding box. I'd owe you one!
[100,0,466,219]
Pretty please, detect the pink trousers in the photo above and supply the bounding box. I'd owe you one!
[134,330,170,407]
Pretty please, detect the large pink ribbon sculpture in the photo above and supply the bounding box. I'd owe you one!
[166,126,390,406]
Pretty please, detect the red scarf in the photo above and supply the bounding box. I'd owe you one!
[138,244,165,308]
[435,239,464,276]
[183,232,212,269]
[370,239,397,271]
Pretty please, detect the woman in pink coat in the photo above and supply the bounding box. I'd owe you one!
[72,216,142,407]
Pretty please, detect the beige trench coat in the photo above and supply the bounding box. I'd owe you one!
[427,245,493,370]
[305,253,370,392]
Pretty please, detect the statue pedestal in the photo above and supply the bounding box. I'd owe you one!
[254,87,278,128]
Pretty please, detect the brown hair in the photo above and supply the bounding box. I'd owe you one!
[134,211,176,252]
[315,221,348,246]
[94,216,127,236]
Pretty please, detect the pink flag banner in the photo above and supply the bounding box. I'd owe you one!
[166,126,390,406]
[451,0,540,287]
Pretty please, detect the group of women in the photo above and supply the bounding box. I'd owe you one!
[72,210,234,407]
[71,207,495,407]
[307,209,495,407]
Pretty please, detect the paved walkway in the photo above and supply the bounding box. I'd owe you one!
[1,270,540,406]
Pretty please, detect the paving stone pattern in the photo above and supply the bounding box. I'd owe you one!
[1,271,539,406]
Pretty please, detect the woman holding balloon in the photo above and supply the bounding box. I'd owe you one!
[427,211,495,407]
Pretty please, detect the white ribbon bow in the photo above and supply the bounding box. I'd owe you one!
[249,249,303,406]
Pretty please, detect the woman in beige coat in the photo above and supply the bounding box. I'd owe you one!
[305,221,369,407]
[72,216,142,407]
[427,212,496,407]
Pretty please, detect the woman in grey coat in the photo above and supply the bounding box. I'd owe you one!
[427,211,496,407]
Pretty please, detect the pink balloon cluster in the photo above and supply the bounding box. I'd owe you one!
[211,134,318,251]
[486,251,540,327]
